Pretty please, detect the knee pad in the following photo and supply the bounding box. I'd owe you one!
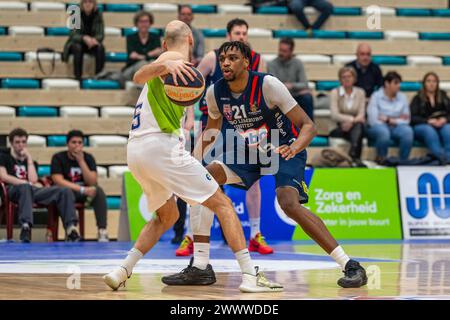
[189,204,214,236]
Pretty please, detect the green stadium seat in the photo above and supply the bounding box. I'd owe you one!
[104,4,141,12]
[332,7,361,16]
[66,3,104,12]
[0,52,22,61]
[443,57,450,66]
[82,79,120,90]
[347,31,383,40]
[123,28,162,37]
[47,135,89,146]
[310,136,329,147]
[397,8,432,17]
[273,30,308,38]
[400,82,421,91]
[312,30,346,39]
[432,9,450,17]
[316,81,340,91]
[372,55,406,65]
[0,27,6,35]
[18,106,58,117]
[46,27,70,36]
[106,197,121,210]
[256,6,288,14]
[419,32,450,41]
[1,78,39,89]
[202,29,227,38]
[47,136,67,147]
[106,52,127,63]
[190,5,216,14]
[37,165,51,177]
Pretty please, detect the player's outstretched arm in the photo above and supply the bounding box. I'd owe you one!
[133,51,196,85]
[278,106,317,160]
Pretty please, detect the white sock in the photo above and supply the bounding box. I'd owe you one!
[249,218,260,238]
[192,242,210,270]
[121,247,143,276]
[330,246,350,271]
[235,249,256,276]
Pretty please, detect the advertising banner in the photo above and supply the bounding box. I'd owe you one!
[292,168,402,240]
[398,166,450,239]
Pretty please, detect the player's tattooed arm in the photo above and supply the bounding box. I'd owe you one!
[277,105,317,160]
[196,50,216,78]
[192,115,222,161]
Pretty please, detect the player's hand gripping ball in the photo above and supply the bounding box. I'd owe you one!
[164,66,205,107]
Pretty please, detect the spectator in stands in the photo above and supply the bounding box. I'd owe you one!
[0,128,80,243]
[346,43,383,98]
[268,37,314,120]
[122,11,163,81]
[62,0,105,81]
[178,5,205,66]
[410,72,450,164]
[50,130,108,242]
[288,0,334,34]
[329,67,366,166]
[367,71,414,163]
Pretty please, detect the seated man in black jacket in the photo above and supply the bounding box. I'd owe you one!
[0,128,80,242]
[51,130,109,242]
[346,43,383,99]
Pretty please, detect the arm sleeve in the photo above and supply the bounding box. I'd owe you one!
[367,94,381,126]
[194,30,205,59]
[94,13,105,43]
[410,95,427,125]
[263,75,298,115]
[375,65,384,89]
[85,154,97,172]
[291,60,309,91]
[330,89,354,123]
[50,154,63,175]
[206,85,221,120]
[395,94,411,125]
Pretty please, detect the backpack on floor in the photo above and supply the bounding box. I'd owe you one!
[309,148,353,168]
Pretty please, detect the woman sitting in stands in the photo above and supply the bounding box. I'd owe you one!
[410,72,450,165]
[329,66,367,167]
[63,0,105,80]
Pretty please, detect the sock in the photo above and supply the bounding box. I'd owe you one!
[66,224,76,234]
[249,218,260,238]
[235,249,256,276]
[192,242,210,270]
[330,246,350,271]
[121,247,143,276]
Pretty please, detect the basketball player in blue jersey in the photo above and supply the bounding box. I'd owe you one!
[163,41,367,288]
[175,18,274,257]
[103,22,282,293]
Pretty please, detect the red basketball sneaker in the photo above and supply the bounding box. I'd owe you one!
[248,233,274,255]
[175,235,193,256]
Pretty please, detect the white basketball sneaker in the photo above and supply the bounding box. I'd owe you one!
[103,266,131,291]
[239,267,284,293]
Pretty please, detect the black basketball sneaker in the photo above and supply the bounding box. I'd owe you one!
[337,259,368,288]
[161,257,216,285]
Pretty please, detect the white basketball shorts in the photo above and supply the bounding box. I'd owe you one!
[127,133,219,212]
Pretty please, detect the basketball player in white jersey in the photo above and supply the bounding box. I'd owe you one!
[102,20,282,293]
[175,18,274,258]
